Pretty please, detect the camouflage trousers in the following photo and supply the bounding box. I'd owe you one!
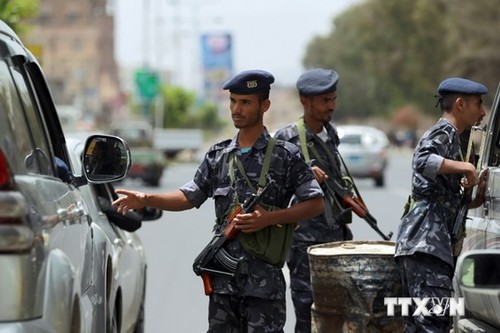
[207,293,285,333]
[287,242,314,333]
[397,253,454,333]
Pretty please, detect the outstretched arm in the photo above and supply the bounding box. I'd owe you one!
[113,189,194,215]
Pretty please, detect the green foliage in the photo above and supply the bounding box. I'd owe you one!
[0,0,39,38]
[184,103,226,130]
[303,0,499,119]
[160,86,195,128]
[159,85,223,130]
[443,0,500,96]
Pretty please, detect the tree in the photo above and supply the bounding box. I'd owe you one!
[184,103,226,131]
[443,0,500,103]
[160,86,195,128]
[0,0,38,38]
[303,0,499,119]
[156,85,224,130]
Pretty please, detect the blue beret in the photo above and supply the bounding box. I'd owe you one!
[296,69,339,95]
[222,70,274,94]
[437,78,488,95]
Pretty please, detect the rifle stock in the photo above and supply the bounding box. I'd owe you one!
[192,179,275,295]
[201,272,213,295]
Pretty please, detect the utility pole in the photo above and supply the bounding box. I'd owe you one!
[135,0,159,125]
[143,0,150,68]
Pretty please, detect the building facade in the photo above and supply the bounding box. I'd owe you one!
[27,0,121,126]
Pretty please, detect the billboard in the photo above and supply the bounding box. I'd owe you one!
[201,33,233,101]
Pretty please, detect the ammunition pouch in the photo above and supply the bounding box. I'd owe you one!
[238,204,294,268]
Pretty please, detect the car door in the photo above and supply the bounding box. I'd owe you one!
[0,52,94,331]
[482,83,500,250]
[465,82,500,252]
[455,82,500,332]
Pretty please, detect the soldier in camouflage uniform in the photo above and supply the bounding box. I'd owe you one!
[274,68,353,333]
[395,77,488,333]
[112,70,324,333]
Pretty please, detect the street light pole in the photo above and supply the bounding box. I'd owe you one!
[143,0,150,68]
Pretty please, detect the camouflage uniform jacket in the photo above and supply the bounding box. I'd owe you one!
[180,129,323,299]
[395,118,463,267]
[274,119,347,242]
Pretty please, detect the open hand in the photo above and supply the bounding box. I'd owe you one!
[112,189,147,215]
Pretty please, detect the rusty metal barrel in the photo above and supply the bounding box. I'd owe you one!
[307,240,403,333]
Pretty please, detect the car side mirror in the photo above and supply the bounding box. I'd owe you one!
[457,250,500,288]
[140,206,163,221]
[82,135,131,183]
[455,250,500,329]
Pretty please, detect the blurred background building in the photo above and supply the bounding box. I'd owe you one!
[22,0,308,134]
[27,0,122,126]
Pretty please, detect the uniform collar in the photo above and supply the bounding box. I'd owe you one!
[223,128,272,154]
[300,117,337,141]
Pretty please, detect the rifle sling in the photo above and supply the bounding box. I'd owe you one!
[296,118,365,202]
[229,137,276,194]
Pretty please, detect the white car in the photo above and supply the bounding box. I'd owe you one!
[337,125,390,187]
[0,20,143,333]
[454,82,500,332]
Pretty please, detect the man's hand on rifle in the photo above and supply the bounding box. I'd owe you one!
[232,204,271,233]
[311,165,329,184]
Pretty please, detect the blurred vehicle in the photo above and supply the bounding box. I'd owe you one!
[454,82,500,332]
[110,120,165,187]
[337,125,390,187]
[66,136,162,333]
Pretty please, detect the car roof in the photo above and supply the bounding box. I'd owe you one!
[0,21,21,43]
[337,125,389,146]
[337,125,387,136]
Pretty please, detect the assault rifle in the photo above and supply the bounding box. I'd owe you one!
[452,125,487,242]
[192,179,275,295]
[311,156,392,240]
[452,196,469,241]
[323,176,393,240]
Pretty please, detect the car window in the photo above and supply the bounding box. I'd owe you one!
[362,132,379,146]
[340,134,362,145]
[0,61,36,175]
[9,61,54,176]
[23,61,69,164]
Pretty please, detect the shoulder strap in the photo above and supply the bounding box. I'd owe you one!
[298,120,366,204]
[229,137,276,194]
[258,137,276,190]
[296,118,311,162]
[297,117,338,170]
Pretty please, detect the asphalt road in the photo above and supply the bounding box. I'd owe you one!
[129,147,414,333]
